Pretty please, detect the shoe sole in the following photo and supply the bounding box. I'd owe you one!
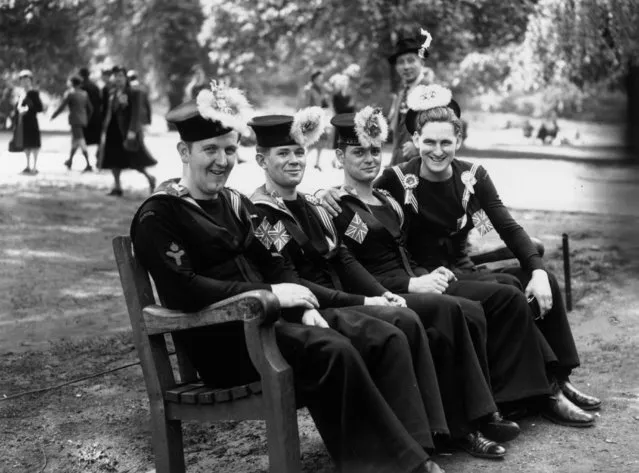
[541,412,595,428]
[459,446,505,460]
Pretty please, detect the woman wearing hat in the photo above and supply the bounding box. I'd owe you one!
[374,84,601,426]
[388,29,434,166]
[11,70,43,175]
[98,66,156,196]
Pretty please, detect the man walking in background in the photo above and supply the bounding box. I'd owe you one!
[51,75,94,172]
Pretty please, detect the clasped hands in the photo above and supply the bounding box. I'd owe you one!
[408,267,457,294]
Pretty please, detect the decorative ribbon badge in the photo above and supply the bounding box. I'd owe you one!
[402,173,419,213]
[344,212,369,244]
[270,190,286,209]
[166,242,185,266]
[267,220,292,251]
[461,171,477,195]
[253,217,274,250]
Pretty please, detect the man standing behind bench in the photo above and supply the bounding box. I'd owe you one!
[130,81,445,473]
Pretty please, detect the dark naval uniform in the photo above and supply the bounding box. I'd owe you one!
[131,179,438,473]
[251,185,495,439]
[249,187,448,435]
[376,157,580,380]
[331,185,553,405]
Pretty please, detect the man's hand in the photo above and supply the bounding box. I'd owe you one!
[315,188,343,217]
[525,269,553,316]
[364,296,392,307]
[271,283,319,310]
[402,141,418,158]
[301,308,329,328]
[382,292,407,307]
[407,273,449,294]
[432,266,457,282]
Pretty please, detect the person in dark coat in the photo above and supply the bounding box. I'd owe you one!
[247,112,528,460]
[131,81,445,473]
[51,75,94,172]
[387,29,434,166]
[374,84,601,425]
[78,67,102,154]
[12,70,43,175]
[127,70,152,126]
[98,66,156,196]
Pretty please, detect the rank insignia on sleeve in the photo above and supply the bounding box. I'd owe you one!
[344,212,369,244]
[472,209,494,236]
[253,217,274,249]
[166,242,185,266]
[267,220,292,252]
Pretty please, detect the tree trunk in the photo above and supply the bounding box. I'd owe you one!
[165,81,186,131]
[625,62,639,157]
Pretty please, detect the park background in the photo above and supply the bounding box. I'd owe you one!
[1,1,639,472]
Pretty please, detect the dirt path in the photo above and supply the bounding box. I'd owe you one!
[1,179,639,472]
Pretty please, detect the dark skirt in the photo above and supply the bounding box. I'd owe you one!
[20,111,41,149]
[83,114,102,145]
[99,118,156,170]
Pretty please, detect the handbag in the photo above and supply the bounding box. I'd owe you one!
[8,114,24,153]
[123,134,140,152]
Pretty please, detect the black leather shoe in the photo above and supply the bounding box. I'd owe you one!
[457,431,506,460]
[560,380,601,411]
[480,412,521,442]
[107,188,123,197]
[542,386,595,427]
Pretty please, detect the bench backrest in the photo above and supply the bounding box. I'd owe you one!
[112,236,198,396]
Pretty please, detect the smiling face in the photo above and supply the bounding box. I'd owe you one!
[257,144,307,191]
[395,52,422,84]
[338,145,382,184]
[179,130,240,199]
[413,121,462,181]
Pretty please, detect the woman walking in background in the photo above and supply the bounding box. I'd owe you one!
[98,66,156,197]
[11,70,43,175]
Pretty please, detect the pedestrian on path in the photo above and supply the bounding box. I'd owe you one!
[10,70,43,175]
[51,75,94,172]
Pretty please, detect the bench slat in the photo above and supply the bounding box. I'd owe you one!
[181,386,215,404]
[165,383,204,403]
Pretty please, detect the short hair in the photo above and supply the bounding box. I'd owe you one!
[70,76,82,87]
[412,106,463,137]
[78,67,90,79]
[310,70,322,81]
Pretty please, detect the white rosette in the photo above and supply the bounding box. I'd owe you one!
[406,84,452,112]
[354,106,389,148]
[196,80,252,136]
[290,106,327,147]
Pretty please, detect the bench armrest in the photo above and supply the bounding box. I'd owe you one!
[142,290,280,335]
[470,237,545,266]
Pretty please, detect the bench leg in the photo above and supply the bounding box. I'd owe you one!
[263,378,301,472]
[150,409,186,473]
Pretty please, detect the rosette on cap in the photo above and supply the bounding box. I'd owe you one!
[290,106,327,147]
[196,80,252,135]
[407,84,453,112]
[354,106,389,148]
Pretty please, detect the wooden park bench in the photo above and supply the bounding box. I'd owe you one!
[112,236,301,473]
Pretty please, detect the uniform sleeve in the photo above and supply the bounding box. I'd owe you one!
[475,166,544,271]
[132,201,271,311]
[334,245,387,297]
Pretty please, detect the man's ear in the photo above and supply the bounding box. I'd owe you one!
[255,152,266,169]
[412,131,420,148]
[177,141,190,164]
[455,134,463,151]
[335,149,345,166]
